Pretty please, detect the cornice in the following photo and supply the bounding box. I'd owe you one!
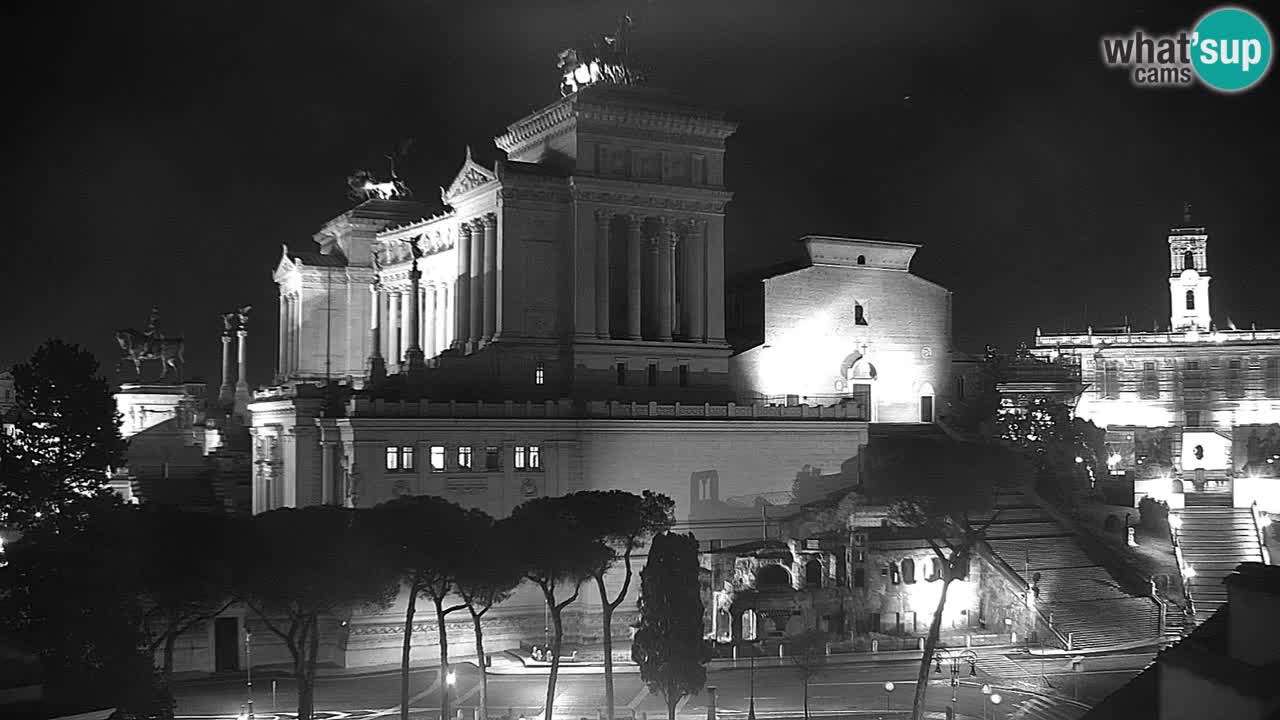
[495,101,577,153]
[569,184,733,215]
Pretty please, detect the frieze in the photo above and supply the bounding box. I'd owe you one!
[571,189,728,215]
[498,188,571,205]
[579,125,730,151]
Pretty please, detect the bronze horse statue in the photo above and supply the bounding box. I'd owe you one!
[115,328,186,381]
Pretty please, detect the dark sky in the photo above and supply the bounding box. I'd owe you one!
[3,1,1278,388]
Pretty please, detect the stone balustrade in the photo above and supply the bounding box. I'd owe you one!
[339,397,871,421]
[1038,328,1280,348]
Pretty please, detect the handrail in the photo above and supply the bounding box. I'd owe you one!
[973,540,1070,650]
[1251,501,1271,565]
[1173,538,1197,622]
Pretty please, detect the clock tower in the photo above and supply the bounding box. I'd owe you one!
[1168,203,1211,331]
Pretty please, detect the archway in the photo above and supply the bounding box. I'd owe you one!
[756,563,792,591]
[805,559,822,587]
[918,382,936,423]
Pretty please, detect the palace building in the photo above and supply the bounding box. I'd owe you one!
[234,75,960,672]
[1030,212,1280,514]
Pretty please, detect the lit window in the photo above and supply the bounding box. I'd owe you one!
[430,446,445,471]
[534,361,545,386]
[385,446,399,471]
[889,561,901,585]
[458,446,472,469]
[485,446,500,471]
[528,445,541,470]
[515,446,526,469]
[517,445,542,470]
[400,446,414,471]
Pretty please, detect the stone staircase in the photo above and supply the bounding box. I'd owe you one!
[981,492,1162,650]
[1176,493,1264,625]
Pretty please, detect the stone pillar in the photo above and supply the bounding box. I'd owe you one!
[321,440,336,505]
[404,260,426,375]
[454,224,471,350]
[367,285,386,384]
[286,294,297,375]
[627,215,643,340]
[438,284,450,353]
[685,220,706,342]
[388,291,402,370]
[482,214,498,342]
[234,327,251,419]
[276,297,287,379]
[220,333,235,406]
[469,219,485,347]
[595,210,612,338]
[647,235,662,340]
[398,289,412,367]
[424,284,437,358]
[705,216,727,344]
[658,222,677,342]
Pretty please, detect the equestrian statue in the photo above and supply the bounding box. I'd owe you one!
[115,305,186,381]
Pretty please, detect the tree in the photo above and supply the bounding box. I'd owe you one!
[872,439,1015,720]
[137,509,239,684]
[995,396,1103,504]
[507,496,610,720]
[787,631,827,720]
[454,514,524,720]
[0,497,173,718]
[240,507,399,720]
[562,490,674,720]
[0,340,127,530]
[372,496,474,720]
[631,532,707,720]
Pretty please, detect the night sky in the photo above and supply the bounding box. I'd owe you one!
[3,1,1277,389]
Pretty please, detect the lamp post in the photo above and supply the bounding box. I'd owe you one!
[932,647,977,718]
[245,629,254,720]
[990,692,1002,718]
[980,684,991,720]
[446,667,457,720]
[747,648,757,720]
[883,681,895,712]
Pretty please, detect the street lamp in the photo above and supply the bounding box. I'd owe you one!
[883,681,895,711]
[445,667,457,720]
[981,684,991,720]
[245,629,254,720]
[932,647,978,718]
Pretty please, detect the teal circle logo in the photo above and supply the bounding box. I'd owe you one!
[1192,7,1273,92]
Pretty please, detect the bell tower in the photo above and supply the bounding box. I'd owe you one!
[1168,203,1211,331]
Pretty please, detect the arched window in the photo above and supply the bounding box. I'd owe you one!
[1184,250,1195,271]
[901,558,916,584]
[1186,290,1195,310]
[889,561,901,585]
[926,557,943,582]
[805,559,822,587]
[855,304,868,326]
[756,564,791,591]
[856,255,866,265]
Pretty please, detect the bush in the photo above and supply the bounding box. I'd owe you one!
[1138,497,1170,529]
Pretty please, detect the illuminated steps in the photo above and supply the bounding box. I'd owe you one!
[1175,506,1264,625]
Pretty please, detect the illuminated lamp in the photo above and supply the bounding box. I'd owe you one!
[1074,456,1083,464]
[991,693,1002,705]
[1183,564,1196,579]
[1108,453,1122,467]
[574,65,592,84]
[1169,513,1182,530]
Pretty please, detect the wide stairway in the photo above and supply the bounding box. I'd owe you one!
[1177,493,1264,625]
[982,492,1162,650]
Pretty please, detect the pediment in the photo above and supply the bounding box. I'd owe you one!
[443,147,497,204]
[272,244,298,283]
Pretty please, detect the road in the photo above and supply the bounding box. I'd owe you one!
[172,648,1155,720]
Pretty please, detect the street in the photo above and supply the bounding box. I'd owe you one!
[172,648,1155,720]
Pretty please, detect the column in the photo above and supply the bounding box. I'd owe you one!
[398,289,412,366]
[469,219,484,346]
[424,284,437,358]
[595,210,611,338]
[220,333,235,405]
[657,221,676,342]
[647,234,662,340]
[705,216,727,343]
[235,327,250,402]
[277,297,287,378]
[287,294,298,374]
[686,220,706,342]
[379,287,391,361]
[321,440,336,505]
[367,285,386,383]
[627,215,643,340]
[454,224,471,350]
[388,290,402,369]
[482,214,497,341]
[438,284,450,352]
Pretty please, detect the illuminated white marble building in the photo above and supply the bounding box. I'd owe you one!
[1031,214,1280,511]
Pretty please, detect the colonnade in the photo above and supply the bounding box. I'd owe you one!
[369,280,455,371]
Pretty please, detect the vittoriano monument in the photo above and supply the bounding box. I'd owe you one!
[115,306,186,382]
[557,14,645,96]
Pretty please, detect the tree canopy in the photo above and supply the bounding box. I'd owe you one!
[632,532,707,720]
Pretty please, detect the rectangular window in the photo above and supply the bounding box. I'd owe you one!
[1104,362,1119,399]
[1186,410,1201,428]
[1267,358,1280,398]
[400,446,414,471]
[458,446,472,470]
[385,446,399,471]
[957,376,966,400]
[528,445,541,469]
[430,446,446,471]
[854,568,866,588]
[647,363,658,386]
[616,362,627,386]
[534,361,545,386]
[679,364,689,387]
[485,446,500,471]
[515,445,543,470]
[1227,359,1244,398]
[1141,361,1159,399]
[515,446,526,469]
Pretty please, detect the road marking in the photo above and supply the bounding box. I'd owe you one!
[626,685,650,709]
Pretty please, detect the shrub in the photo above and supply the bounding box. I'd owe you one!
[1138,497,1170,529]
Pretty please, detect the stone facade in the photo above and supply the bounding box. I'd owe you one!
[729,237,953,423]
[1031,219,1280,512]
